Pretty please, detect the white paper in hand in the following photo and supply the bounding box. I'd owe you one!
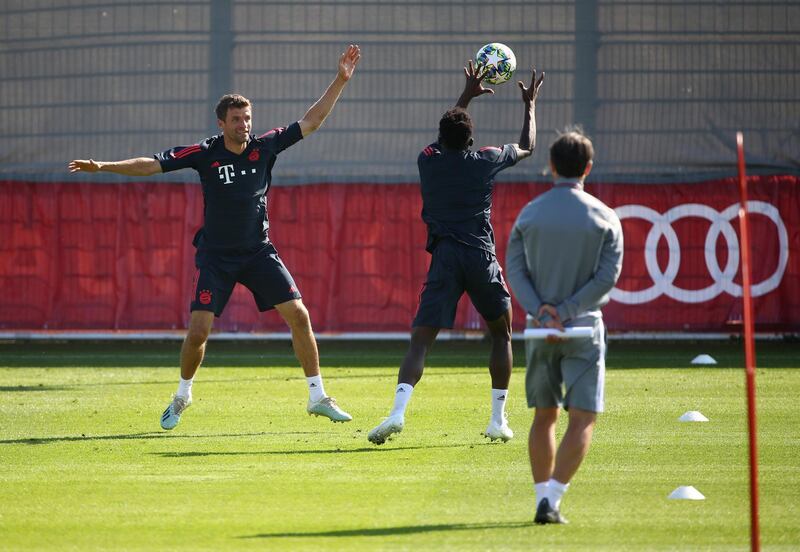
[523,327,594,339]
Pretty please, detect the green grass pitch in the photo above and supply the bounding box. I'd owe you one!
[1,340,799,551]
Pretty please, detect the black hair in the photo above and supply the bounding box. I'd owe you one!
[438,108,473,150]
[549,127,594,178]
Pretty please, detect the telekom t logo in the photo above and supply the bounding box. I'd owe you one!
[217,164,235,184]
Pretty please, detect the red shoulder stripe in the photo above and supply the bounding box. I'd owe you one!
[174,145,201,159]
[259,127,285,139]
[479,146,502,152]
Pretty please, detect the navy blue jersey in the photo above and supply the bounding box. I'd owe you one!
[155,122,303,251]
[417,142,518,253]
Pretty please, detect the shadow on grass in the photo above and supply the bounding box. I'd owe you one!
[0,371,484,392]
[0,341,505,369]
[150,442,493,458]
[0,430,321,446]
[0,385,70,392]
[241,520,533,539]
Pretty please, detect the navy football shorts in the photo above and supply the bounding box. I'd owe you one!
[191,242,302,317]
[413,238,511,329]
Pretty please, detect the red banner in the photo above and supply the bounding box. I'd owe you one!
[1,176,798,332]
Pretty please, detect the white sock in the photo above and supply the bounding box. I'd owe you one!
[177,377,193,399]
[389,383,414,417]
[546,478,569,509]
[535,482,549,508]
[306,375,326,402]
[491,388,508,425]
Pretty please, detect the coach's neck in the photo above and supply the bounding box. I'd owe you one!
[550,159,593,189]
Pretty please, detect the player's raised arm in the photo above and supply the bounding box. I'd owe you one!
[455,60,494,109]
[298,44,361,138]
[68,157,162,177]
[511,67,545,161]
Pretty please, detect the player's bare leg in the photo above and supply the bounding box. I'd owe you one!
[276,299,351,422]
[275,299,320,377]
[398,326,439,386]
[160,310,213,430]
[368,326,439,444]
[484,308,514,441]
[486,308,513,388]
[180,310,214,379]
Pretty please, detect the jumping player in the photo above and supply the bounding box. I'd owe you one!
[367,61,545,445]
[69,44,361,430]
[505,128,623,524]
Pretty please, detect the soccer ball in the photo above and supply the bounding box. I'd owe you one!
[475,42,516,84]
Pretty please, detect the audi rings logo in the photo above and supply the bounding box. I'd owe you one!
[611,201,789,305]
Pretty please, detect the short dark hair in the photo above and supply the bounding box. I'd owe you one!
[215,94,251,122]
[438,108,473,150]
[550,127,594,178]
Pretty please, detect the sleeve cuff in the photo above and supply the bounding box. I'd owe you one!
[556,304,570,324]
[537,311,553,325]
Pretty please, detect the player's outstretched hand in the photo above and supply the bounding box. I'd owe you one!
[518,68,545,105]
[338,44,361,81]
[463,59,494,99]
[68,159,101,173]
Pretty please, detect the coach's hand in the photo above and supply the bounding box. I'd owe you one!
[536,304,567,343]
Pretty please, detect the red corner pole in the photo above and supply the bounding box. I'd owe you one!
[736,131,760,552]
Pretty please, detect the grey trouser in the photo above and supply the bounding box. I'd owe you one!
[525,317,606,413]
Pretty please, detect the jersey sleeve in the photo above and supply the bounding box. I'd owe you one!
[478,144,519,179]
[154,144,202,173]
[259,122,304,155]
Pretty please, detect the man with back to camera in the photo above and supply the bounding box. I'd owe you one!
[367,61,545,445]
[68,45,361,430]
[505,128,623,523]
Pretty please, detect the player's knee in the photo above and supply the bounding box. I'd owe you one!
[185,325,211,347]
[280,300,311,329]
[489,324,511,343]
[409,327,437,349]
[486,311,512,342]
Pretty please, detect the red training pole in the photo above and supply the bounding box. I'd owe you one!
[736,131,760,552]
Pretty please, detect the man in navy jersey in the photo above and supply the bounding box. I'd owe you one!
[69,44,361,430]
[368,61,545,445]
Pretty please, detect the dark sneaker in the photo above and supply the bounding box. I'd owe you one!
[534,498,569,524]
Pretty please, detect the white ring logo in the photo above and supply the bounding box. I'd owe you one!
[611,201,789,305]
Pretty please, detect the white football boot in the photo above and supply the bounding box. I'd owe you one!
[484,416,514,442]
[306,396,352,423]
[160,394,192,430]
[367,413,405,445]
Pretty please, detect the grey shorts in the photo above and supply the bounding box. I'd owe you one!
[525,318,606,413]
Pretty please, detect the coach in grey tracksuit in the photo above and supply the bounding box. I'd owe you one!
[505,129,623,525]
